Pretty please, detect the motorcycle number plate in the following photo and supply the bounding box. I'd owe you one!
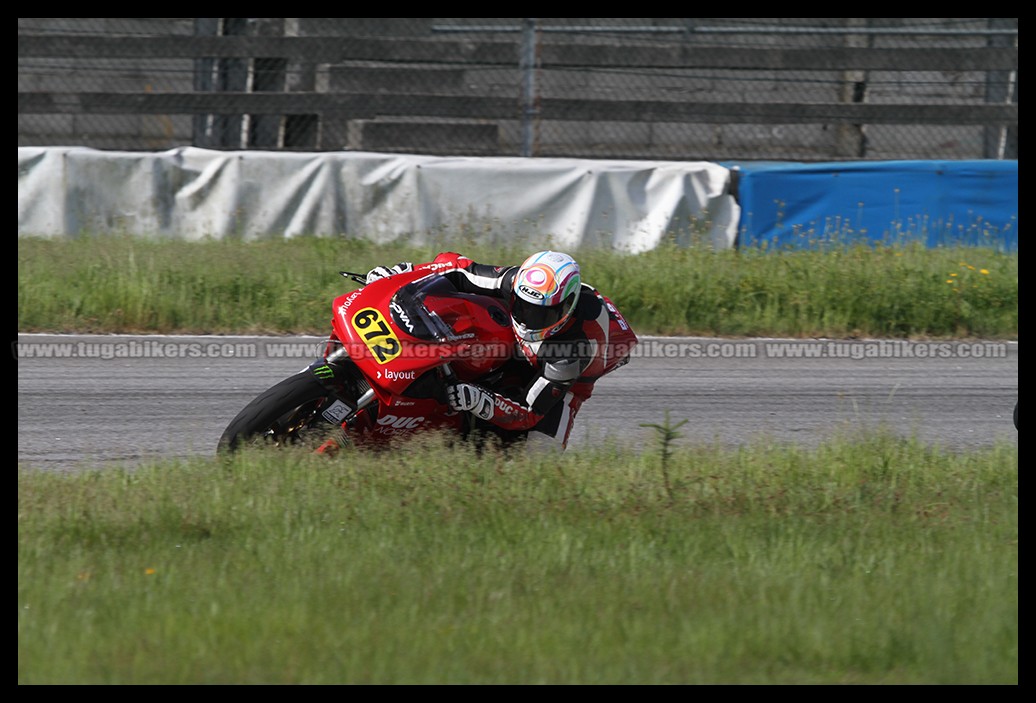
[351,307,402,364]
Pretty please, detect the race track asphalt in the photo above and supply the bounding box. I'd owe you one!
[16,334,1018,472]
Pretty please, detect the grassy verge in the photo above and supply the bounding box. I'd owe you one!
[17,235,1018,683]
[17,234,1018,339]
[18,432,1017,684]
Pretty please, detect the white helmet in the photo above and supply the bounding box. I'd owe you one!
[510,251,582,343]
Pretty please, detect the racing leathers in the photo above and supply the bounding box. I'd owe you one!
[391,252,637,449]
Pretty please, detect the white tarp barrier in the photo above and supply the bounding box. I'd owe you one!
[18,147,739,251]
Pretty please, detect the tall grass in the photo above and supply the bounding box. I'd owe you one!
[18,432,1017,684]
[17,234,1017,339]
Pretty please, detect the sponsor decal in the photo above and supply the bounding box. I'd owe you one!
[321,400,351,424]
[376,414,426,429]
[337,290,362,317]
[390,300,416,334]
[312,364,334,380]
[493,396,520,415]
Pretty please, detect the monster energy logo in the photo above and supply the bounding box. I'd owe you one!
[312,364,334,380]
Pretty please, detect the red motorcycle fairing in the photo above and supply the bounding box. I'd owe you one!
[344,394,466,441]
[327,270,516,442]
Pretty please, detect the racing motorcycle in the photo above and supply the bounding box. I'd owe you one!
[218,265,635,454]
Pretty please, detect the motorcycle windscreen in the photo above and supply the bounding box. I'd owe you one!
[390,275,469,341]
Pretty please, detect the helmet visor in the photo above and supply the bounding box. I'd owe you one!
[512,293,570,332]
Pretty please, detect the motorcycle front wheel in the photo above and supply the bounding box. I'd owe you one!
[217,371,352,454]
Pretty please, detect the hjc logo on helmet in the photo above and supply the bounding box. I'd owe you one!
[518,284,545,300]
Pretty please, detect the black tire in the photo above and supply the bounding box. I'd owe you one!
[217,371,351,454]
[1014,400,1018,431]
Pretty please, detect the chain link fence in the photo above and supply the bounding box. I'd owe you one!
[18,18,1018,161]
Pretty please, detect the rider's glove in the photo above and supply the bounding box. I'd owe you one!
[365,262,414,284]
[446,382,495,421]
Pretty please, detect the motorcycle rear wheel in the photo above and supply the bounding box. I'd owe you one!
[217,371,350,454]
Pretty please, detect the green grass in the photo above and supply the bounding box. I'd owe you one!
[17,234,1018,683]
[17,234,1018,339]
[18,432,1017,684]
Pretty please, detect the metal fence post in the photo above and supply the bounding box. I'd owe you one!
[520,18,540,157]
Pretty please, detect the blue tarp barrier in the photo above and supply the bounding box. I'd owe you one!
[724,160,1018,251]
